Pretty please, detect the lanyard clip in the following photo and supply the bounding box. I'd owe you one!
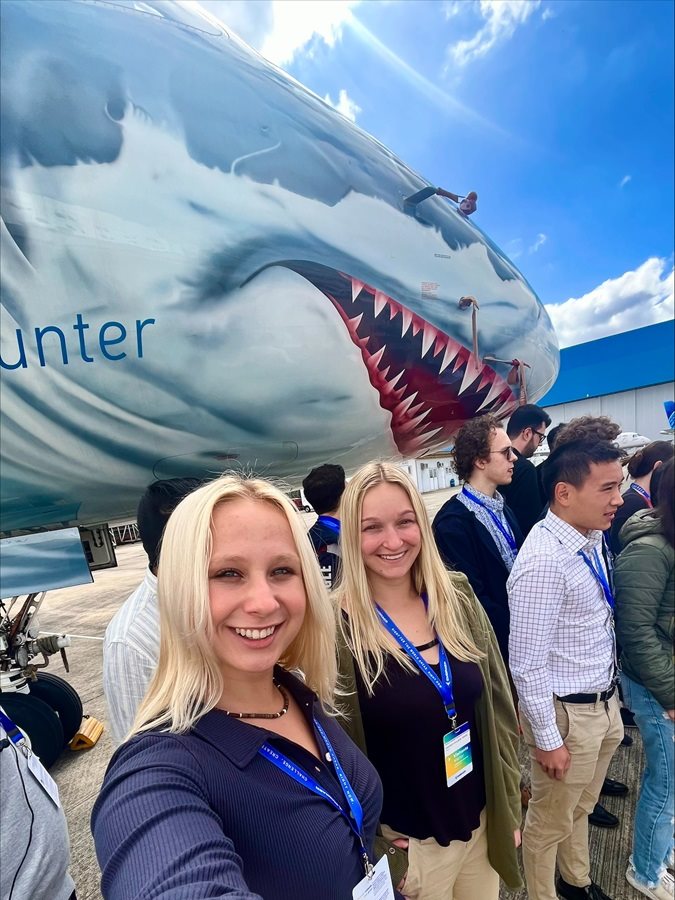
[447,711,458,730]
[360,843,374,878]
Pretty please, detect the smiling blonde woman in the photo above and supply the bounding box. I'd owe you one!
[334,462,523,899]
[92,474,388,900]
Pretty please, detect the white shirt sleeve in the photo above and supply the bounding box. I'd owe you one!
[102,641,156,745]
[508,553,567,751]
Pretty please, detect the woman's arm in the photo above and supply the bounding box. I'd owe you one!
[92,734,263,900]
[615,541,674,710]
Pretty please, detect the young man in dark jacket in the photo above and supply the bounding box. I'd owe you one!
[500,404,551,537]
[433,414,523,665]
[302,463,346,589]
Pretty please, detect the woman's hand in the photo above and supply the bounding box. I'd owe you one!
[667,709,675,721]
[514,829,522,848]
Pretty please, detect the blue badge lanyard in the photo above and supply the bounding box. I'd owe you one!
[461,487,518,556]
[630,482,652,508]
[258,718,371,875]
[317,515,341,539]
[375,601,458,728]
[0,708,28,754]
[578,547,615,611]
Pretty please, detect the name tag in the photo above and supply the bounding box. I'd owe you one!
[352,854,395,900]
[26,749,61,807]
[443,722,473,787]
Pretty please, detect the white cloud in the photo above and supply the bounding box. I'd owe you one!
[324,89,361,122]
[195,0,360,65]
[529,232,547,253]
[619,174,632,189]
[448,0,542,68]
[541,6,555,20]
[505,237,524,259]
[545,257,675,348]
[442,1,464,18]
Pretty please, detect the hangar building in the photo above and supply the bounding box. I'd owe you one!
[539,319,674,440]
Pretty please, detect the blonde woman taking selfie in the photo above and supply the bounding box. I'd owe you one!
[92,475,392,900]
[335,462,522,900]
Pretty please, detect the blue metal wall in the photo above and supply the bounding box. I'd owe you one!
[540,320,674,406]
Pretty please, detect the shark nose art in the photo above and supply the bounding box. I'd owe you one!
[280,262,518,455]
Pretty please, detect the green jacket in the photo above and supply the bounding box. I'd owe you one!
[615,509,675,710]
[336,572,523,890]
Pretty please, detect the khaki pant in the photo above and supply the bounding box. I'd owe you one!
[381,809,499,900]
[520,693,623,900]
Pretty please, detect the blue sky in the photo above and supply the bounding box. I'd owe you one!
[201,0,674,347]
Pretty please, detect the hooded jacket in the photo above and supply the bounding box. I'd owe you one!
[615,509,674,710]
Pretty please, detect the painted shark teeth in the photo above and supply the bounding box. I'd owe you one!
[439,339,461,374]
[476,378,506,412]
[326,269,518,457]
[351,278,364,302]
[421,324,438,358]
[373,291,388,318]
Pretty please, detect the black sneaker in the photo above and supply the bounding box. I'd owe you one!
[556,876,613,899]
[621,732,634,747]
[600,777,628,796]
[588,803,619,828]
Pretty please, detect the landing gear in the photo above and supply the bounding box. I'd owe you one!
[29,672,83,746]
[0,691,64,769]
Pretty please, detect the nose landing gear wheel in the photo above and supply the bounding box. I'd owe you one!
[0,692,65,769]
[28,673,83,746]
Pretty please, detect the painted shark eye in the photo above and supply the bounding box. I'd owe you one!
[105,98,126,122]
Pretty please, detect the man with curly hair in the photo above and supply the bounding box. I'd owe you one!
[433,414,523,665]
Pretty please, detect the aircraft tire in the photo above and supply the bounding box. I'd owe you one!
[29,673,83,746]
[0,692,65,769]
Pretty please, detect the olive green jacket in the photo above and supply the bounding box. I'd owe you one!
[615,510,674,710]
[336,572,523,890]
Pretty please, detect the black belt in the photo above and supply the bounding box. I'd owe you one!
[556,685,616,704]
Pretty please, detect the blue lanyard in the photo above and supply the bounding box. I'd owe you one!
[317,515,341,538]
[0,708,26,750]
[258,718,370,874]
[578,547,615,610]
[630,483,652,508]
[375,600,458,727]
[461,487,518,555]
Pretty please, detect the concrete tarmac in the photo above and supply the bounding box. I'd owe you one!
[37,488,645,899]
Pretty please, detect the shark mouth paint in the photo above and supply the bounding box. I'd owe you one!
[280,262,518,455]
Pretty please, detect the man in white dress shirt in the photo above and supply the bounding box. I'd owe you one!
[103,478,202,743]
[508,439,625,900]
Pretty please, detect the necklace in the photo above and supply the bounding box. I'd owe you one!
[223,680,290,719]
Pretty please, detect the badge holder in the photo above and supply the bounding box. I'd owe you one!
[443,720,473,787]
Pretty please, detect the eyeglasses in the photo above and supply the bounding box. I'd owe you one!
[532,430,547,444]
[490,447,516,459]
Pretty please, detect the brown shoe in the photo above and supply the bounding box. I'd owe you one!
[521,785,532,808]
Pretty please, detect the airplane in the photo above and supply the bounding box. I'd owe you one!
[0,0,559,761]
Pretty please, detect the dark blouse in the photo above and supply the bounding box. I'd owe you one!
[355,642,486,846]
[92,668,383,900]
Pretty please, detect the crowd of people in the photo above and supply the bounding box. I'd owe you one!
[4,409,672,900]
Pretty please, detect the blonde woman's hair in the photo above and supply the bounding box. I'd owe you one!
[131,474,337,736]
[334,462,482,694]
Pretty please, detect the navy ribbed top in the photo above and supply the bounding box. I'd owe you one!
[91,668,383,899]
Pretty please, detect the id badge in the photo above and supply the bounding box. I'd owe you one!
[25,749,61,807]
[352,854,395,900]
[443,722,472,788]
